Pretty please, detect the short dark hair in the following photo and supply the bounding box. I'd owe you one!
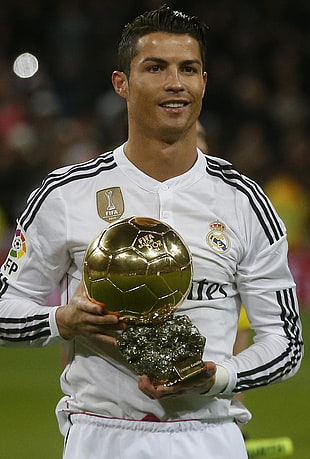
[117,5,208,76]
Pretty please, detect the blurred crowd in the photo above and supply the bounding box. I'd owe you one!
[0,0,310,261]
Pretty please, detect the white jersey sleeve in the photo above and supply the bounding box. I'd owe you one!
[202,158,303,394]
[0,153,119,347]
[0,170,72,346]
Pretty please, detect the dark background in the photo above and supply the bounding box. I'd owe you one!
[1,0,309,227]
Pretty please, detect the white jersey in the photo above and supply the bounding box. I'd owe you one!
[0,145,303,429]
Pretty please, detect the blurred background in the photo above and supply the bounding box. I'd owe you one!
[0,0,309,458]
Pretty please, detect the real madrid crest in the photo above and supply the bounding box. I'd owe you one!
[206,221,230,253]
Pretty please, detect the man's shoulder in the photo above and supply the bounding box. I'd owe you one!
[49,150,117,178]
[19,149,120,232]
[203,153,260,191]
[38,150,121,197]
[203,153,236,173]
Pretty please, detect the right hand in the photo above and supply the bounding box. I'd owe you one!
[55,281,127,345]
[138,361,217,399]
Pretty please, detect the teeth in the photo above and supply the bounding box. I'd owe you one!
[162,103,185,108]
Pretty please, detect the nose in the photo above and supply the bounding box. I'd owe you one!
[164,68,184,92]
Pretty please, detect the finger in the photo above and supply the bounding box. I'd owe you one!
[75,280,86,293]
[202,361,217,377]
[88,314,127,331]
[75,282,127,326]
[80,302,105,315]
[92,332,118,346]
[79,320,122,343]
[138,376,178,399]
[138,375,155,399]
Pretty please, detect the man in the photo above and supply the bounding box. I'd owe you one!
[0,6,303,459]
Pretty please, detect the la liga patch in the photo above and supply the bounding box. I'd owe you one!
[1,227,28,280]
[10,228,27,259]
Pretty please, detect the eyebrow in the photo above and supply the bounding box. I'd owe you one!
[141,57,202,66]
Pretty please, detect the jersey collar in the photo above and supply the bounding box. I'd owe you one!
[113,143,206,192]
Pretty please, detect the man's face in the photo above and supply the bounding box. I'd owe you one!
[118,32,207,142]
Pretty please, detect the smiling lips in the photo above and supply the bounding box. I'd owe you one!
[160,101,189,111]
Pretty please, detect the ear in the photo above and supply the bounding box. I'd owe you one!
[202,72,208,97]
[112,71,128,99]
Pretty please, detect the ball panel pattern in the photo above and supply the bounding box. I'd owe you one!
[83,216,192,323]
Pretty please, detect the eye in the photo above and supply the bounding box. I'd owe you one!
[147,64,162,72]
[183,65,197,74]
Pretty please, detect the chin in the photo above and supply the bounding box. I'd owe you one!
[162,122,194,140]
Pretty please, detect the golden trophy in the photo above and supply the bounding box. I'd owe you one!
[83,216,206,386]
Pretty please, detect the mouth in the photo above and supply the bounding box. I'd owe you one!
[159,101,189,115]
[159,101,189,109]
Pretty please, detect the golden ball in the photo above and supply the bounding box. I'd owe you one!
[83,216,192,323]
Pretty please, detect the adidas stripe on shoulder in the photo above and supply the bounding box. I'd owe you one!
[20,151,117,231]
[204,156,284,245]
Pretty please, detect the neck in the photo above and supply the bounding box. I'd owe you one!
[124,131,198,182]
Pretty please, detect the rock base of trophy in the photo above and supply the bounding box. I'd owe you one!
[117,315,206,386]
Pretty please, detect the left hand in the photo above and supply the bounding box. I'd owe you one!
[138,361,217,399]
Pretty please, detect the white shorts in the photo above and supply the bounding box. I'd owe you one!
[62,413,248,459]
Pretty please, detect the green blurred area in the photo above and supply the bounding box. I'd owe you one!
[0,344,63,459]
[0,313,309,459]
